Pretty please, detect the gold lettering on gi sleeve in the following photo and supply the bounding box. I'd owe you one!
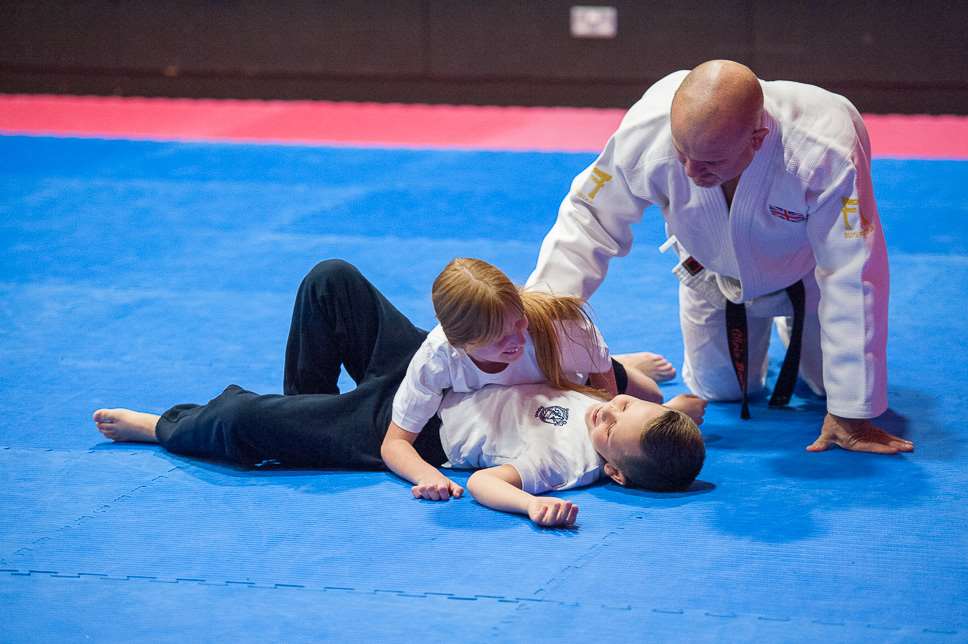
[585,167,613,200]
[841,197,872,239]
[841,198,858,230]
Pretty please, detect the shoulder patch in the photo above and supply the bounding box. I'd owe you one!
[768,204,809,223]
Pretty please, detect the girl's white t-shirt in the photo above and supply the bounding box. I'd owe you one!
[391,319,610,433]
[438,384,604,494]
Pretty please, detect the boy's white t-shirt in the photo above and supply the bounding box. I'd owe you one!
[438,384,605,494]
[392,319,610,433]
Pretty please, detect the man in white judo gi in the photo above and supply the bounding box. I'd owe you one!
[527,59,913,455]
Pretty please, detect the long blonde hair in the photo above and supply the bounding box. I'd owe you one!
[432,258,606,398]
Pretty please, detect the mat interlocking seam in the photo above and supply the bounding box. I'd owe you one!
[3,465,179,562]
[2,570,960,636]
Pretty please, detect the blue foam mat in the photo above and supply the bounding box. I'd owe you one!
[2,575,959,644]
[1,135,966,641]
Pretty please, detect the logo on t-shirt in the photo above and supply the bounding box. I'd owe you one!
[535,405,569,427]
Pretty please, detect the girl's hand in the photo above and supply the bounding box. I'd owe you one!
[666,394,708,426]
[412,474,464,501]
[527,498,579,527]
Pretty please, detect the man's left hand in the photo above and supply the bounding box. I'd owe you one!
[807,413,914,454]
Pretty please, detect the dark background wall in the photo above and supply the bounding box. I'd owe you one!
[1,1,966,113]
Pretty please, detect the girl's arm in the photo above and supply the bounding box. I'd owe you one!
[556,317,619,398]
[467,465,579,528]
[588,369,619,397]
[664,394,707,426]
[381,422,464,500]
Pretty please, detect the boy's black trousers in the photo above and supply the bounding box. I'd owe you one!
[155,259,447,469]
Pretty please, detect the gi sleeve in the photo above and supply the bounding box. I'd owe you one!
[805,120,889,419]
[390,340,453,433]
[526,131,653,300]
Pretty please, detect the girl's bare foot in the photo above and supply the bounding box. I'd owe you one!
[93,408,161,443]
[614,352,677,383]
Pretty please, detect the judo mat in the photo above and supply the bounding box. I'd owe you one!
[1,96,967,643]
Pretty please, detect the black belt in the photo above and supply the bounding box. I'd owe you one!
[725,280,805,419]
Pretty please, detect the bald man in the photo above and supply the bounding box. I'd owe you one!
[527,60,912,455]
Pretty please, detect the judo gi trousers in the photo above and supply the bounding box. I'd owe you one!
[678,281,826,402]
[155,259,447,469]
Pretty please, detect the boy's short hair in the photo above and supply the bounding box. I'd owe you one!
[618,409,705,491]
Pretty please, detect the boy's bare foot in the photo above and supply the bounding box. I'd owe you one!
[614,352,677,383]
[93,408,161,443]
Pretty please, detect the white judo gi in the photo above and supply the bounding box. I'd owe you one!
[527,71,889,419]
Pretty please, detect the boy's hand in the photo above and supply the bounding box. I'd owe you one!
[412,474,464,501]
[527,498,579,527]
[666,393,707,425]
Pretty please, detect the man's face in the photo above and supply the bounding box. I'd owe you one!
[464,309,528,366]
[671,126,759,189]
[585,394,667,464]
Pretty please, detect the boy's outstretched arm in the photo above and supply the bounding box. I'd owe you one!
[381,422,464,501]
[468,465,578,528]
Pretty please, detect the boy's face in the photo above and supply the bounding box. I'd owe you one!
[465,309,528,366]
[585,394,667,468]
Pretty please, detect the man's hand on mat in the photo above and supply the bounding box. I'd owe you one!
[807,414,914,454]
[528,498,578,528]
[412,474,464,501]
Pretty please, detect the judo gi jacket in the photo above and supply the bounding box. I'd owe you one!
[528,71,888,419]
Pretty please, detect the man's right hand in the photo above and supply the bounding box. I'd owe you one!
[412,474,464,501]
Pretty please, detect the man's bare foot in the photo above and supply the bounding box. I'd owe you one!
[93,408,161,443]
[614,352,677,383]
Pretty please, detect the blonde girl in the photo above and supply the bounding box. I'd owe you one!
[381,257,671,501]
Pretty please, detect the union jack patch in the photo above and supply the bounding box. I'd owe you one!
[768,205,808,223]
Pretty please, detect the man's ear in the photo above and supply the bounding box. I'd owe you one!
[751,127,769,151]
[604,463,627,486]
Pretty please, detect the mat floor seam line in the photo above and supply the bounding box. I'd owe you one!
[0,570,963,635]
[531,521,630,599]
[0,463,180,565]
[0,445,188,462]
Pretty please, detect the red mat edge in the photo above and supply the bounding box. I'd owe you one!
[1,93,966,159]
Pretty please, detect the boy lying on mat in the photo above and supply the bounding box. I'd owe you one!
[423,383,704,527]
[93,259,705,528]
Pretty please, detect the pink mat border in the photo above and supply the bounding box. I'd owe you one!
[1,94,966,159]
